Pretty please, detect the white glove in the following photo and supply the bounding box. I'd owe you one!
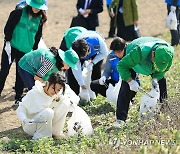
[170,6,176,11]
[79,89,90,102]
[86,62,94,71]
[152,78,159,92]
[99,76,106,85]
[4,42,12,64]
[23,119,34,125]
[128,80,140,92]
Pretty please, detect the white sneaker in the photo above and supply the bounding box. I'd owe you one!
[113,120,125,128]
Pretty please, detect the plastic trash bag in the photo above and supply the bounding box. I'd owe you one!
[79,61,96,101]
[38,38,48,49]
[166,10,177,30]
[139,87,160,120]
[106,79,122,106]
[67,106,93,136]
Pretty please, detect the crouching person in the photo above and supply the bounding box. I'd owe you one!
[16,72,66,139]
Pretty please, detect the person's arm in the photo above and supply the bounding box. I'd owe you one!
[33,22,43,50]
[35,56,54,81]
[71,60,85,87]
[102,54,113,79]
[4,9,22,42]
[117,46,142,82]
[16,105,28,123]
[131,0,138,22]
[89,0,103,15]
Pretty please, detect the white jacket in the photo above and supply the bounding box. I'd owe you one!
[17,81,53,122]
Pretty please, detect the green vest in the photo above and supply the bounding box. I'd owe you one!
[64,26,87,49]
[11,7,41,53]
[19,49,58,81]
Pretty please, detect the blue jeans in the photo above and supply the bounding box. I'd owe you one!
[18,66,35,90]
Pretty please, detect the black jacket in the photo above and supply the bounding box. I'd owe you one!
[76,0,103,28]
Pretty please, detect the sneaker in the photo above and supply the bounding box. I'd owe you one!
[14,97,22,106]
[113,119,125,128]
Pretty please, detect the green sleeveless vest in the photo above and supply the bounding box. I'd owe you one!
[11,7,41,53]
[19,49,58,81]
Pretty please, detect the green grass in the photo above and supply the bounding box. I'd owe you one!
[0,33,180,153]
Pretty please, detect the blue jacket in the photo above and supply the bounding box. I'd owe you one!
[80,37,100,60]
[106,0,112,5]
[103,51,120,83]
[165,0,180,6]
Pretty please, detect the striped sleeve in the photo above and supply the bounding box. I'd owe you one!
[36,55,54,77]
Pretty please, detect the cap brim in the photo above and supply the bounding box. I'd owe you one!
[58,49,78,70]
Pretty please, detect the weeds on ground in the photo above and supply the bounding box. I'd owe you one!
[0,33,180,153]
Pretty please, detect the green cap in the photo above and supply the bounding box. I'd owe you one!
[26,0,48,10]
[58,49,79,70]
[154,46,173,72]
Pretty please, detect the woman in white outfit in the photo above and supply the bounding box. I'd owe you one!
[16,72,67,139]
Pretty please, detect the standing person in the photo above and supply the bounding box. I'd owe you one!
[18,47,79,90]
[16,72,67,139]
[76,0,103,30]
[59,27,108,97]
[109,0,139,41]
[90,37,126,97]
[114,37,174,127]
[106,0,116,38]
[0,0,47,104]
[165,0,180,46]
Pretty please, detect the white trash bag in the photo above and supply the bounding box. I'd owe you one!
[79,61,96,100]
[67,106,93,136]
[166,8,177,30]
[38,38,48,49]
[106,79,122,106]
[139,88,160,120]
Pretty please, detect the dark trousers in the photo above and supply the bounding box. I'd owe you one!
[0,45,25,99]
[107,5,116,37]
[18,66,35,90]
[67,59,103,95]
[167,5,180,46]
[90,79,116,97]
[116,76,167,121]
[116,13,136,41]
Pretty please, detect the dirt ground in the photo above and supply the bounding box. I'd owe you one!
[0,0,167,133]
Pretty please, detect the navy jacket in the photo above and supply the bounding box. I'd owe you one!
[76,0,103,28]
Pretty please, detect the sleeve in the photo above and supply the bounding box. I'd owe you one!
[102,55,113,79]
[4,9,22,42]
[33,22,43,50]
[76,0,82,11]
[92,35,108,64]
[16,104,27,122]
[36,56,54,77]
[131,0,138,21]
[152,72,165,81]
[72,60,85,86]
[90,0,103,15]
[117,46,142,81]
